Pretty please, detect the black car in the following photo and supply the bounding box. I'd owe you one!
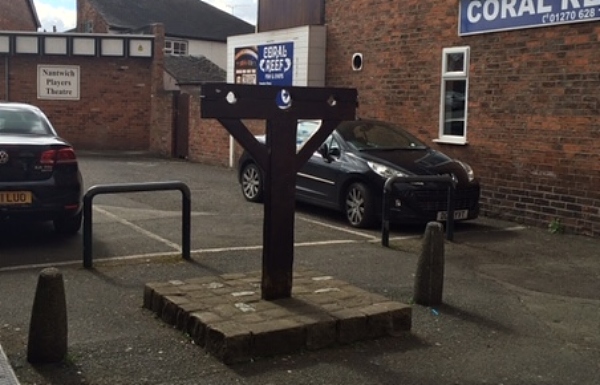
[0,102,83,235]
[238,119,480,228]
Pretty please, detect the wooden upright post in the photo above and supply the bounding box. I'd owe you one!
[261,118,297,298]
[201,84,357,300]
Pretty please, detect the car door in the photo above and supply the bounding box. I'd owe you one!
[296,134,343,209]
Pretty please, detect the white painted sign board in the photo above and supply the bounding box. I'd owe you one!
[37,65,80,100]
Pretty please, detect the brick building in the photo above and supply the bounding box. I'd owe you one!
[252,0,600,236]
[0,0,39,31]
[73,0,255,160]
[0,28,164,152]
[0,1,253,163]
[76,0,254,69]
[312,0,600,236]
[0,26,238,164]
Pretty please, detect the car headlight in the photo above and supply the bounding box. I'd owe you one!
[367,161,406,179]
[457,160,475,182]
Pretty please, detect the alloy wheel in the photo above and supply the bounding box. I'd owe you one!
[241,163,263,202]
[344,182,376,228]
[346,185,365,226]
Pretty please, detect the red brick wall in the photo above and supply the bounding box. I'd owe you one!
[325,0,600,236]
[1,54,154,151]
[0,28,260,164]
[0,0,38,31]
[177,91,263,167]
[189,109,231,166]
[187,92,265,167]
[76,0,110,32]
[71,0,264,166]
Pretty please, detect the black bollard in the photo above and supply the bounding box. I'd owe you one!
[27,267,68,364]
[413,222,445,307]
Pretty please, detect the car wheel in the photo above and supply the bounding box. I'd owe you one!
[54,211,82,236]
[344,182,376,228]
[241,163,263,202]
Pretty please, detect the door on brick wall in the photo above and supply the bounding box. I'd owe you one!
[172,92,190,159]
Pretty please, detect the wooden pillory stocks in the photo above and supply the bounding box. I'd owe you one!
[201,83,357,300]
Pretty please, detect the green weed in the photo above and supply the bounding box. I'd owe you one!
[548,218,564,234]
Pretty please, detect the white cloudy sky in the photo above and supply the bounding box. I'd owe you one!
[33,0,258,32]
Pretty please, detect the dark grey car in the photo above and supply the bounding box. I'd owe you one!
[238,119,480,228]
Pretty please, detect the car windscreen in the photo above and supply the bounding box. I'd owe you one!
[337,121,427,150]
[296,120,322,147]
[0,108,53,135]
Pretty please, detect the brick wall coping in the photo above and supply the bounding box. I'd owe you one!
[0,31,154,58]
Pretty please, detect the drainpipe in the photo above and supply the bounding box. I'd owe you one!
[229,135,235,168]
[3,55,9,101]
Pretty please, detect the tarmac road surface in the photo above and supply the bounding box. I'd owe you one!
[1,152,423,270]
[0,153,598,385]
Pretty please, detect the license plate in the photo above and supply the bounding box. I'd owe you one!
[0,191,32,205]
[437,209,468,221]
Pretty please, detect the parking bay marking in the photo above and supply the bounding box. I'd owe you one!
[83,218,526,257]
[92,207,412,256]
[93,206,182,252]
[296,215,380,241]
[0,219,527,273]
[94,204,214,221]
[0,193,528,273]
[0,206,386,272]
[91,207,375,257]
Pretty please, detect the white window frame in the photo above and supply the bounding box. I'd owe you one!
[165,39,188,56]
[436,46,470,145]
[164,40,172,55]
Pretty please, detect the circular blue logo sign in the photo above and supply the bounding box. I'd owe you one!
[276,89,292,110]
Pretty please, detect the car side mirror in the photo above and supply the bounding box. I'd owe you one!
[318,143,330,159]
[318,144,340,162]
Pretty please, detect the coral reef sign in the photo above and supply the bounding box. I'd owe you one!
[459,0,600,35]
[233,42,294,86]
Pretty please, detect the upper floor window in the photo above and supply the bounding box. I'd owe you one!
[81,20,93,33]
[165,40,188,56]
[438,46,470,145]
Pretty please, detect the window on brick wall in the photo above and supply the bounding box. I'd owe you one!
[165,40,188,56]
[81,20,93,33]
[437,46,470,145]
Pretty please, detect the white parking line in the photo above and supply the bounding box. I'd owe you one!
[503,226,527,231]
[191,239,362,255]
[93,206,182,252]
[296,215,379,241]
[0,204,528,273]
[0,240,365,272]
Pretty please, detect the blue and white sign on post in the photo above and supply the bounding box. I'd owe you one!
[258,42,294,86]
[460,0,600,35]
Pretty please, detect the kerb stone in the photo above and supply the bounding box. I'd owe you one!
[205,321,252,365]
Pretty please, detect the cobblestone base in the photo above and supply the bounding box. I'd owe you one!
[144,269,412,364]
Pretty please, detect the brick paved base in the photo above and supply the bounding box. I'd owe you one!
[143,269,412,364]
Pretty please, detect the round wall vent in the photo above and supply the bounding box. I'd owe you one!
[352,53,363,71]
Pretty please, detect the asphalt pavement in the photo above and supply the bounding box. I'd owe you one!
[0,153,599,384]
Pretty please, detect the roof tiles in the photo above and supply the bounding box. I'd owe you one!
[88,0,255,41]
